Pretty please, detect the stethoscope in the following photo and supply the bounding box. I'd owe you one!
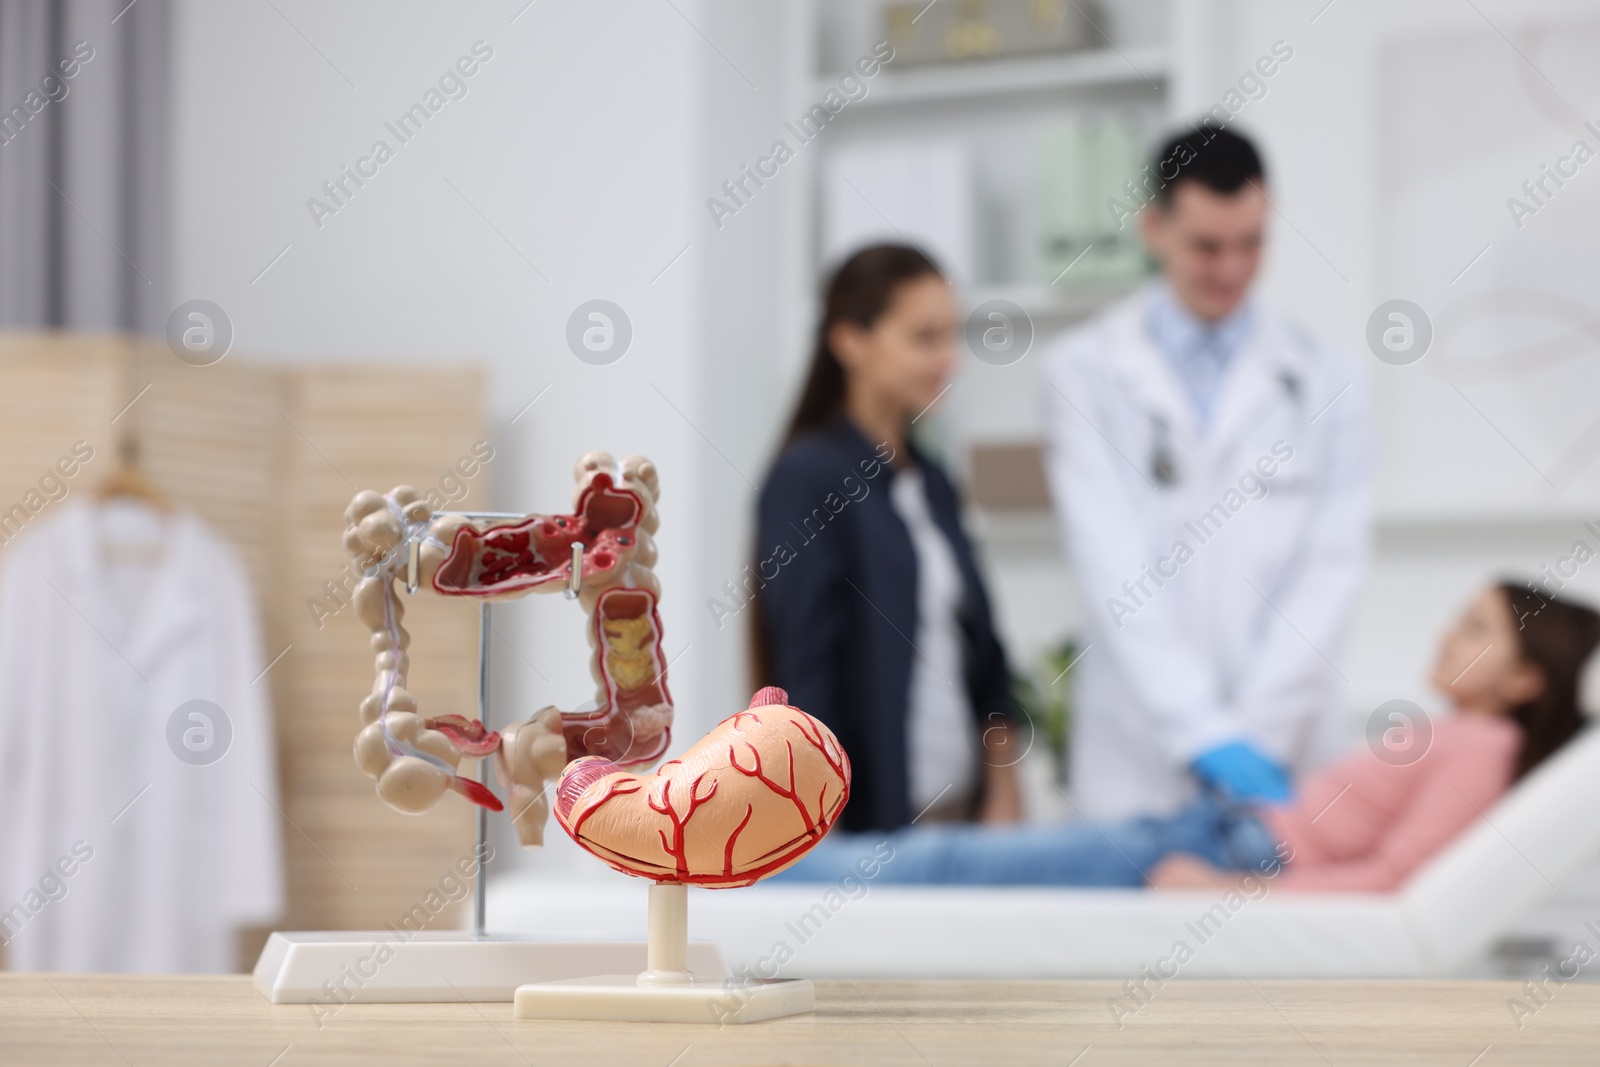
[1147,369,1303,488]
[1149,416,1178,487]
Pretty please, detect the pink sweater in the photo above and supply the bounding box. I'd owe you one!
[1260,714,1522,892]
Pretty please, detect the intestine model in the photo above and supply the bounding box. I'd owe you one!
[341,452,853,879]
[343,452,671,847]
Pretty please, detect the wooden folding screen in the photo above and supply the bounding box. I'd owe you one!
[0,333,487,968]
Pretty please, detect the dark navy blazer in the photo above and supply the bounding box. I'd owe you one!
[755,419,1016,832]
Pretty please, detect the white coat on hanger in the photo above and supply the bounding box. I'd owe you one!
[0,499,284,972]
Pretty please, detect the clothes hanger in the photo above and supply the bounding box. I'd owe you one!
[96,436,172,513]
[96,436,172,567]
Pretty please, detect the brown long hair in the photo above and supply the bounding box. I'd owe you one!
[1499,580,1600,779]
[749,244,944,689]
[778,243,945,447]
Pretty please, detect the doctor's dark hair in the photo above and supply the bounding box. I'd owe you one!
[1497,580,1600,780]
[779,243,945,446]
[1151,123,1265,208]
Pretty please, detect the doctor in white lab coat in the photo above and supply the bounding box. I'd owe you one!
[1042,123,1374,821]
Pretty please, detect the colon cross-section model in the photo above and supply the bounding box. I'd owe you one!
[344,452,670,846]
[555,687,851,887]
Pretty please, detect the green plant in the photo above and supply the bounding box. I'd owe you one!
[1010,637,1078,785]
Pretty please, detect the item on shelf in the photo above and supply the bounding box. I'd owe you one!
[969,441,1050,510]
[824,141,974,286]
[885,0,1099,66]
[342,451,669,846]
[1035,114,1151,287]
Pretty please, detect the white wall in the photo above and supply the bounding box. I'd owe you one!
[168,0,768,878]
[1231,0,1600,518]
[1207,0,1600,709]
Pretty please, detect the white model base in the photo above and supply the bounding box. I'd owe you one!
[513,974,815,1024]
[511,882,814,1024]
[252,931,727,1004]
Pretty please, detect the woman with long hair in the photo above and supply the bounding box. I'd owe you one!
[750,244,1021,832]
[777,581,1600,891]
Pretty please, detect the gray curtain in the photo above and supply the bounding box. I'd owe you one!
[0,0,169,332]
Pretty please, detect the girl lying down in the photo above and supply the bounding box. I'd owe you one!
[775,582,1600,892]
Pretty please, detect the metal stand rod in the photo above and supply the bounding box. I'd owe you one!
[428,511,539,941]
[474,600,492,938]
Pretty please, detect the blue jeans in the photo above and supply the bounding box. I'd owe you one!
[774,794,1281,887]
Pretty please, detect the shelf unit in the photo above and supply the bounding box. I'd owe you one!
[964,279,1142,323]
[810,43,1170,109]
[780,1,1181,466]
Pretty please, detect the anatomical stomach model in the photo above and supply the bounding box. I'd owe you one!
[557,686,850,887]
[341,452,852,883]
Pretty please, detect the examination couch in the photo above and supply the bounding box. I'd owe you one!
[489,728,1600,978]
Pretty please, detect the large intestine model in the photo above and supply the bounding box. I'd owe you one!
[341,452,851,887]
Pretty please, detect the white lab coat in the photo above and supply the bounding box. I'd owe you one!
[0,501,283,971]
[1042,290,1374,820]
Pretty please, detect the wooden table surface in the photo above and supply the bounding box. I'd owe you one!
[2,973,1595,1066]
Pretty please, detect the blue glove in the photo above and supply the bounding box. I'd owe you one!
[1192,742,1292,805]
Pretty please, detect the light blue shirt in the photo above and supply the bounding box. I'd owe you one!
[1144,282,1257,428]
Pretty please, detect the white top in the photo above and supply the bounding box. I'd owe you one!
[888,467,978,813]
